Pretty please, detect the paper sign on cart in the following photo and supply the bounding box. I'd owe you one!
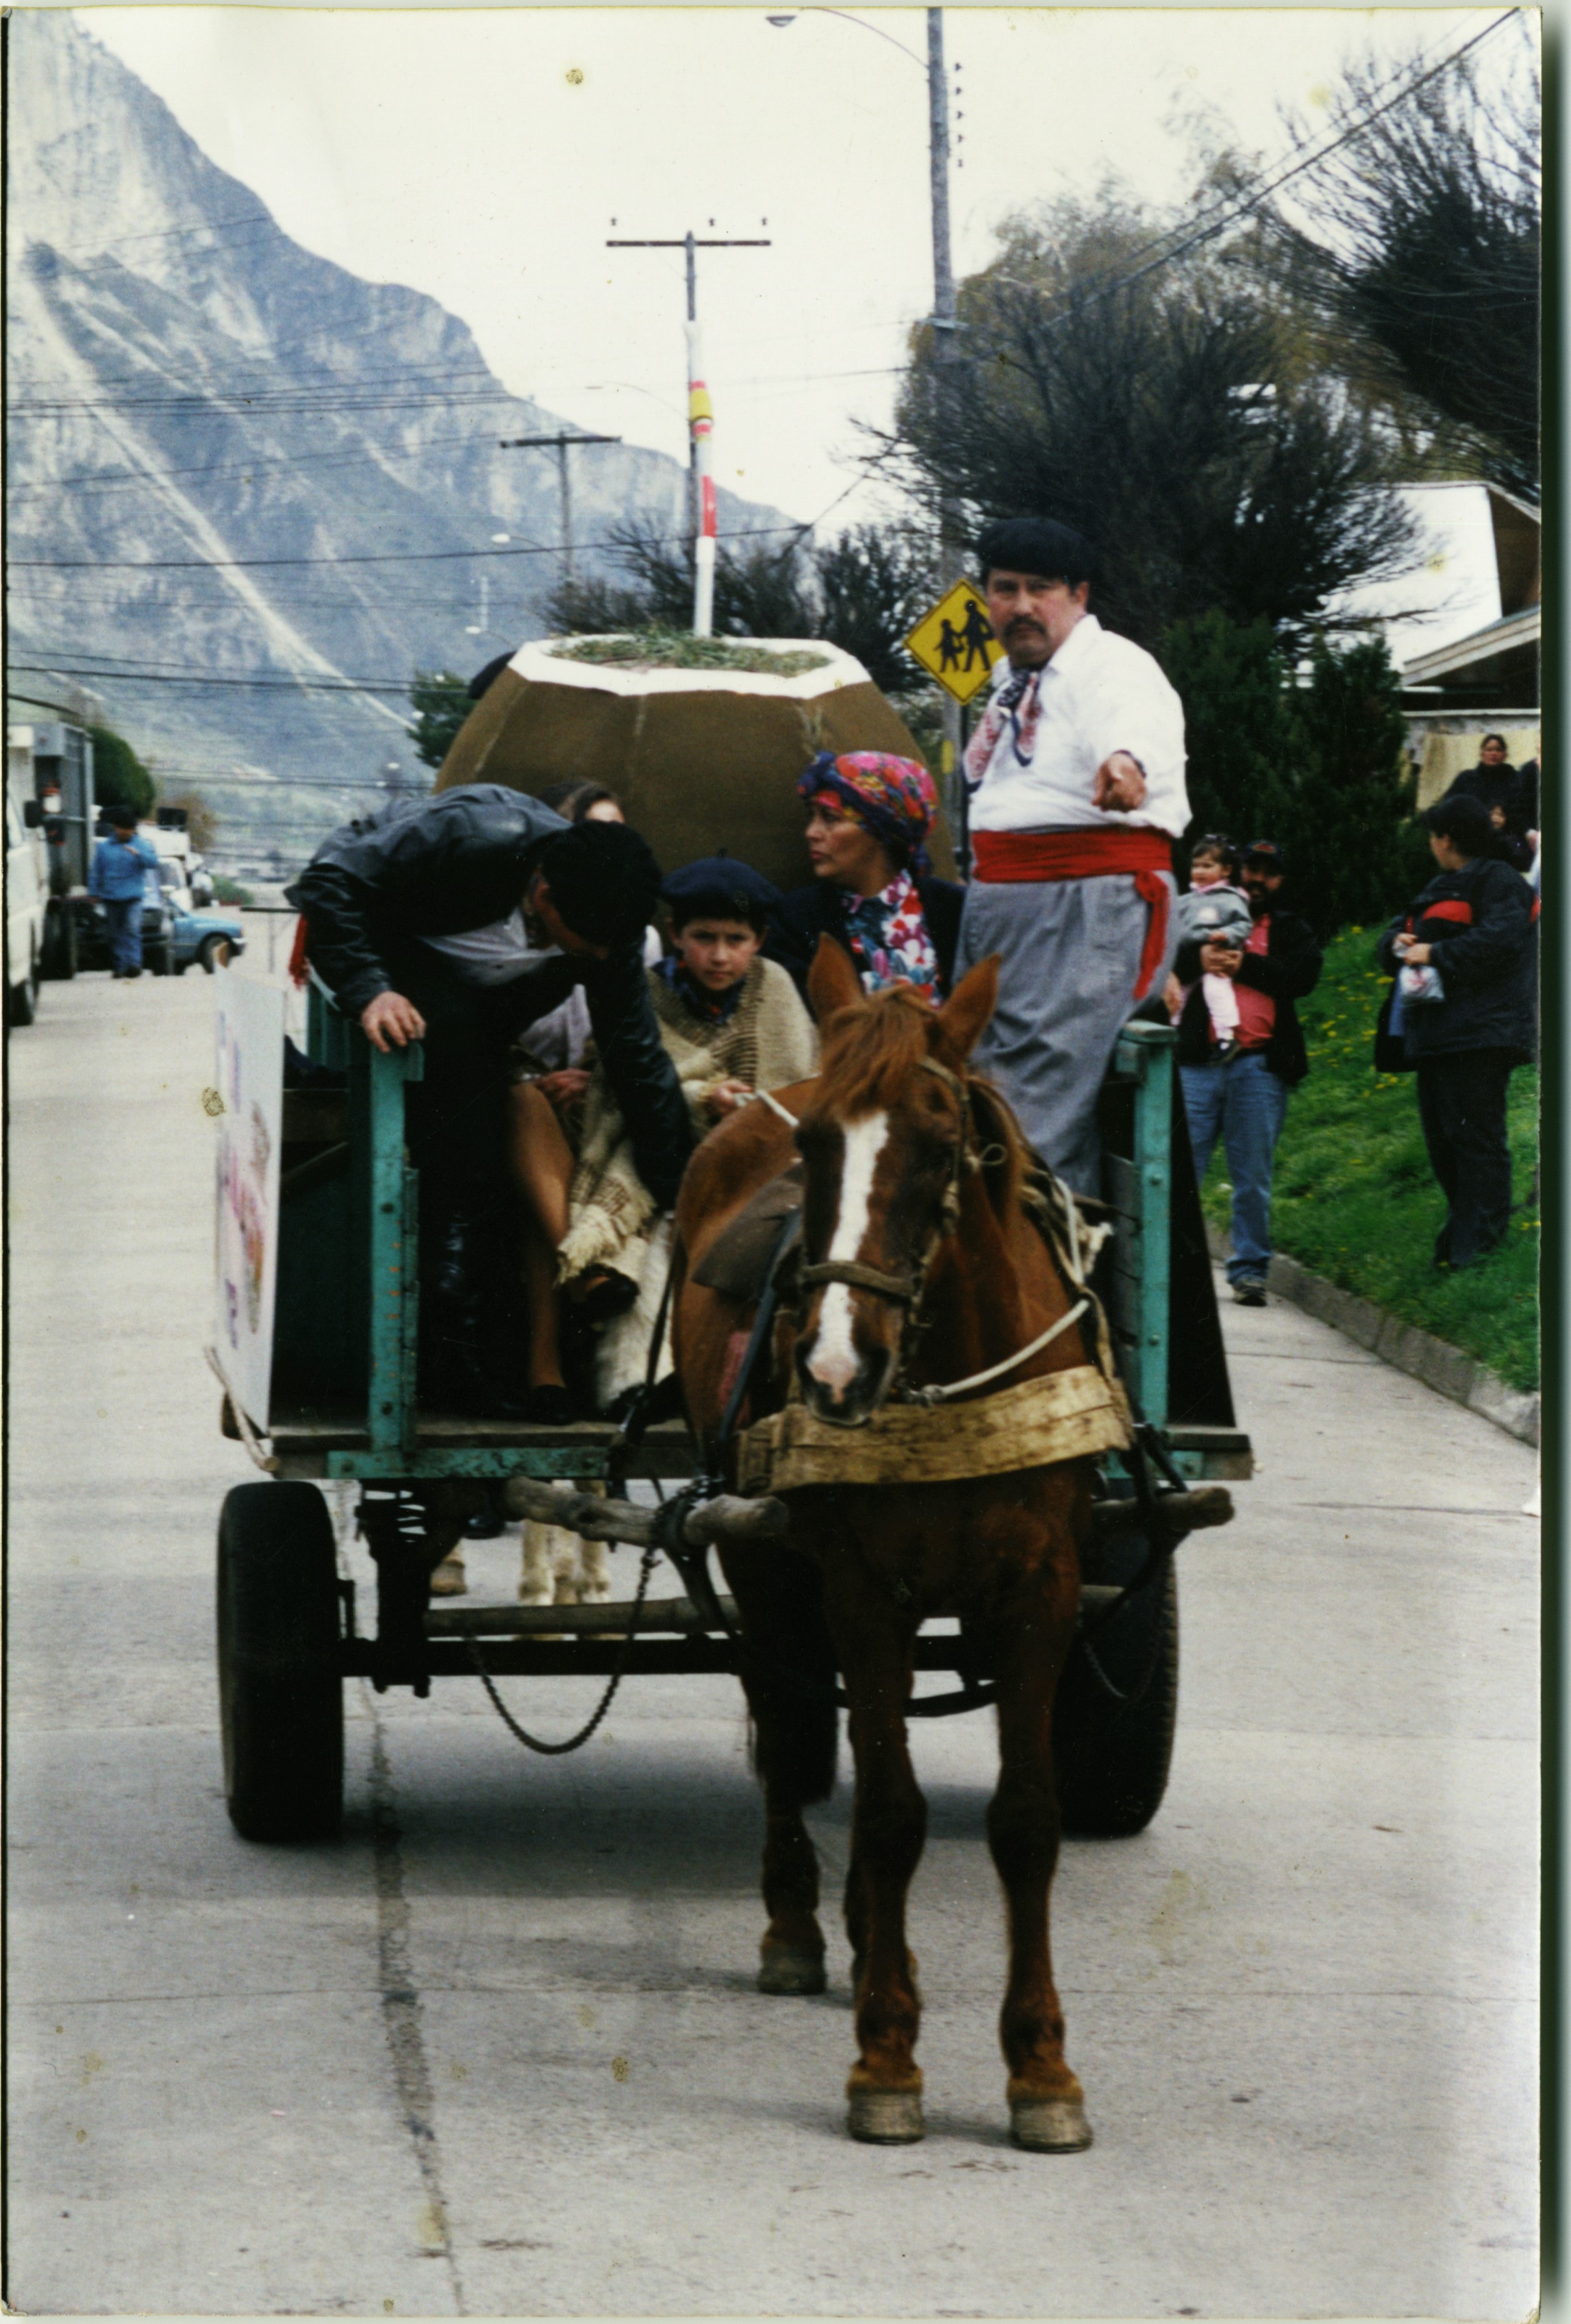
[213,969,284,1432]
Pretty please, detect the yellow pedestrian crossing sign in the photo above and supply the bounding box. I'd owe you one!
[905,579,1003,705]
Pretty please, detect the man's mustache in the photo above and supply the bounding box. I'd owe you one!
[1003,616,1046,634]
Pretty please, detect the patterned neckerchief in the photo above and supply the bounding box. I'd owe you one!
[964,664,1042,785]
[658,951,746,1023]
[840,871,940,1005]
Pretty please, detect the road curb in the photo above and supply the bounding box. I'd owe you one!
[1206,1226,1540,1448]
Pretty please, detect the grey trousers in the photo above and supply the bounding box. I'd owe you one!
[955,871,1177,1194]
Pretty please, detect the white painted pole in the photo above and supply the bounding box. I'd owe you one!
[686,233,716,637]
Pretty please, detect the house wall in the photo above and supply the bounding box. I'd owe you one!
[1408,720,1540,810]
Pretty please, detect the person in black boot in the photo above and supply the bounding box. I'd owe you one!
[1377,793,1537,1270]
[288,786,692,1417]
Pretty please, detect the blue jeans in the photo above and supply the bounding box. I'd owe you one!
[1180,1049,1290,1284]
[102,897,144,974]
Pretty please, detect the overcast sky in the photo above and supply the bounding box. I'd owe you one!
[84,4,1518,532]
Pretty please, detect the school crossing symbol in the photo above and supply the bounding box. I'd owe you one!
[904,580,1004,705]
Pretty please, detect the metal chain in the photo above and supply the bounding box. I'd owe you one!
[464,1538,660,1755]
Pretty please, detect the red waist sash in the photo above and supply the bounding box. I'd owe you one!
[970,827,1174,1001]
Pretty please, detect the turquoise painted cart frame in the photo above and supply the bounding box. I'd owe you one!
[273,990,1246,1485]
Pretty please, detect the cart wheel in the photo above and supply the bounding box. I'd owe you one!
[217,1482,344,1842]
[1054,1549,1178,1839]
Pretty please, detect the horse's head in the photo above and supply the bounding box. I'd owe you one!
[790,938,1001,1427]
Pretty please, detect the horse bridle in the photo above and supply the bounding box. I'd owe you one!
[793,1055,977,1326]
[790,1054,1093,1403]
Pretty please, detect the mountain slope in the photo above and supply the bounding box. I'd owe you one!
[5,10,792,868]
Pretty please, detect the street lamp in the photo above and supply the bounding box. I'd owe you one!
[768,6,966,788]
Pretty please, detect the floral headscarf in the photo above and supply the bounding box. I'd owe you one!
[798,751,938,876]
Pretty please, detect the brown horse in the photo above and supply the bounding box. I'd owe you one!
[673,938,1099,2152]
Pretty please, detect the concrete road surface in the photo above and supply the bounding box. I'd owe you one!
[7,968,1539,2318]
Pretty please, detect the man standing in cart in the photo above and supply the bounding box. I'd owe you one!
[954,516,1190,1193]
[288,783,692,1414]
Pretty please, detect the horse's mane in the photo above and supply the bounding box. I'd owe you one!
[814,986,1033,1226]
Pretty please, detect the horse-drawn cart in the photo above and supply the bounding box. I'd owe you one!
[210,966,1251,1850]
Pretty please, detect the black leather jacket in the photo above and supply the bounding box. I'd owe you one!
[287,785,694,1208]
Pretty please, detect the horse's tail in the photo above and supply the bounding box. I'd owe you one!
[731,1546,839,1805]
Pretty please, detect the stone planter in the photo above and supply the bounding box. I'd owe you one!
[436,636,954,888]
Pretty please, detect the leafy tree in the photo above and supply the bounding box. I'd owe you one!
[88,723,155,821]
[407,670,472,770]
[212,875,253,906]
[873,194,1419,650]
[1270,38,1540,497]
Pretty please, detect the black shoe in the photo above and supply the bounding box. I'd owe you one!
[1231,1277,1268,1308]
[463,1501,507,1539]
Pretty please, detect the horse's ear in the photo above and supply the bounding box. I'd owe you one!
[807,932,864,1023]
[935,955,1000,1059]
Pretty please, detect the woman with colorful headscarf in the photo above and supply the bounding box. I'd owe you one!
[767,751,964,1006]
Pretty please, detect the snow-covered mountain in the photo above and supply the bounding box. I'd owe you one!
[5,10,792,869]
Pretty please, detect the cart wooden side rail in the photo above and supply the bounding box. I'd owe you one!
[213,983,1251,1846]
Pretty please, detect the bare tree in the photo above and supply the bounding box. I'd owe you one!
[1270,36,1540,498]
[540,513,940,698]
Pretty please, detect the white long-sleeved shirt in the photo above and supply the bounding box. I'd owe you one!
[966,613,1189,839]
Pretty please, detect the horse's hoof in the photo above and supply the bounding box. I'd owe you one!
[428,1556,468,1599]
[848,2086,925,2144]
[1010,2095,1093,2153]
[758,1945,827,1997]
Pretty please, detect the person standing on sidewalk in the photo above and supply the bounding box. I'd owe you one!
[1377,793,1536,1271]
[88,808,160,979]
[1174,838,1323,1306]
[955,516,1189,1193]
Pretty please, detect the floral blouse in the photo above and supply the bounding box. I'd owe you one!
[840,871,940,1005]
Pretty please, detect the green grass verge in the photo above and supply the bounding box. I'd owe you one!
[1198,925,1540,1393]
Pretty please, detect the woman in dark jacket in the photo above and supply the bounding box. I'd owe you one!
[1377,792,1537,1269]
[767,751,963,1005]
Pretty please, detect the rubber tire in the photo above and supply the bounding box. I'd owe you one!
[8,953,39,1027]
[42,901,77,981]
[150,938,175,977]
[199,934,231,975]
[217,1482,344,1842]
[1054,1549,1178,1839]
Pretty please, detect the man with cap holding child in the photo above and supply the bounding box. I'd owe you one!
[1172,836,1323,1306]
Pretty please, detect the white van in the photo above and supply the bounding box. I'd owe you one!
[6,788,47,1025]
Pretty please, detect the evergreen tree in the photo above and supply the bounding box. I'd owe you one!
[88,724,156,821]
[1156,612,1306,858]
[1292,634,1418,934]
[407,670,472,770]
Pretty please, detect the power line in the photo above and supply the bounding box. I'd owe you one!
[10,521,808,572]
[1009,9,1521,334]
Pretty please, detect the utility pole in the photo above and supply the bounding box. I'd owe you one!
[606,229,771,636]
[926,6,966,812]
[499,431,621,595]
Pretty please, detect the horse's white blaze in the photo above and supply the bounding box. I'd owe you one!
[805,1110,888,1395]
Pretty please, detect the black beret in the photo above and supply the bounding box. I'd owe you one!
[975,516,1096,589]
[662,854,781,927]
